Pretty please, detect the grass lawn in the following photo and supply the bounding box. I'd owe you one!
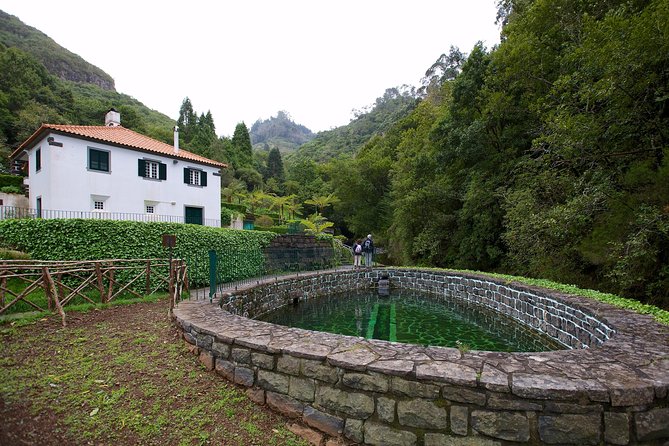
[0,298,308,446]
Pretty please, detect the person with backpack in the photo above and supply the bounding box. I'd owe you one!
[362,234,374,268]
[353,239,363,267]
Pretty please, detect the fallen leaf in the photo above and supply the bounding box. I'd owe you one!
[89,408,99,416]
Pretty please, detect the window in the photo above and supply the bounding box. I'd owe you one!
[146,205,155,214]
[183,167,207,186]
[138,159,166,180]
[94,201,104,210]
[35,149,41,172]
[89,148,110,172]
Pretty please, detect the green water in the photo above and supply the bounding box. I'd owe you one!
[260,289,564,352]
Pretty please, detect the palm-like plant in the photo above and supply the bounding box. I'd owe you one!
[301,213,334,236]
[285,198,303,221]
[304,193,340,214]
[270,194,294,224]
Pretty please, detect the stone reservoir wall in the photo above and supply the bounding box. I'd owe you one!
[173,268,669,445]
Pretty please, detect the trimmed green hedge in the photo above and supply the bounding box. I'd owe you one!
[0,219,277,286]
[0,174,23,189]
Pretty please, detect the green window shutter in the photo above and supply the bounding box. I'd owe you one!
[159,163,167,180]
[201,171,207,186]
[183,167,190,184]
[138,159,146,177]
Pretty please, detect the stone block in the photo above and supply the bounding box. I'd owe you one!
[342,372,389,393]
[211,340,230,358]
[258,370,289,394]
[251,352,274,369]
[303,406,344,437]
[231,348,251,364]
[635,408,669,442]
[278,355,301,375]
[315,386,374,419]
[486,393,542,411]
[198,350,214,370]
[450,405,469,436]
[424,433,501,446]
[183,331,196,345]
[416,362,478,387]
[397,399,448,429]
[344,418,364,443]
[290,376,316,402]
[471,410,530,442]
[215,358,235,381]
[391,377,440,398]
[287,422,324,446]
[610,386,656,407]
[195,332,213,349]
[267,391,305,418]
[442,385,487,406]
[376,396,395,423]
[234,366,254,387]
[538,414,601,445]
[245,387,265,405]
[604,412,629,445]
[479,363,510,393]
[364,421,417,446]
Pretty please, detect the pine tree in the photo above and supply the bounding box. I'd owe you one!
[231,122,253,168]
[265,147,284,182]
[176,97,197,144]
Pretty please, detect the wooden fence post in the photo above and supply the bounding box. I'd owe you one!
[145,259,151,296]
[169,259,175,313]
[43,266,66,327]
[95,262,105,302]
[1,262,7,309]
[106,264,114,304]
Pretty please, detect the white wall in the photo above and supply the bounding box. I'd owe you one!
[25,133,222,226]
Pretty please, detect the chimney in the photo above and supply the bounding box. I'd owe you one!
[174,126,180,153]
[105,108,121,127]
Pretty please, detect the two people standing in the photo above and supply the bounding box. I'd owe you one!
[353,234,374,268]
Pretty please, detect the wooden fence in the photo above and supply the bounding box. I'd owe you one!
[0,258,187,325]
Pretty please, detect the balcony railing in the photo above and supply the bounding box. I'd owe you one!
[0,205,221,227]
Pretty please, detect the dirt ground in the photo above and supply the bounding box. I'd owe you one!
[0,300,308,446]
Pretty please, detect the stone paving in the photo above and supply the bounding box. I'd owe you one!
[174,268,669,445]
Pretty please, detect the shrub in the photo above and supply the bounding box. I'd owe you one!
[0,174,23,189]
[0,186,23,194]
[0,219,277,286]
[221,203,247,213]
[0,248,30,260]
[254,215,274,228]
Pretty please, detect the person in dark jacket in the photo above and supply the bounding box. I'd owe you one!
[362,234,374,268]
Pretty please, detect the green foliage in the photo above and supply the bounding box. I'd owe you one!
[0,247,29,260]
[231,122,253,168]
[0,219,277,286]
[288,87,418,163]
[254,215,274,228]
[221,202,248,214]
[0,185,21,194]
[0,174,23,188]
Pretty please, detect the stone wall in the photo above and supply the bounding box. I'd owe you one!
[173,268,669,445]
[263,235,336,273]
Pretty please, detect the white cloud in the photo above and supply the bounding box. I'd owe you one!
[0,0,500,135]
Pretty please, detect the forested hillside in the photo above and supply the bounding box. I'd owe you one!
[288,87,419,163]
[0,11,114,90]
[318,0,669,308]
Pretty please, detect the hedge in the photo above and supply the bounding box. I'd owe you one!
[0,219,277,286]
[0,174,23,189]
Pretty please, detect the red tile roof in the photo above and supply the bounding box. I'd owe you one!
[12,124,227,168]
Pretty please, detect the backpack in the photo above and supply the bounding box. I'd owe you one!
[355,244,362,254]
[363,239,372,249]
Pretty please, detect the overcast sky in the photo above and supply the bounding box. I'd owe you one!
[0,0,501,136]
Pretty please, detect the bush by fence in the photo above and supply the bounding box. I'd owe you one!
[0,219,277,286]
[0,174,23,189]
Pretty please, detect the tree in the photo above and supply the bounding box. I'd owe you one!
[301,213,334,236]
[304,193,340,215]
[231,122,253,168]
[176,97,197,144]
[265,147,284,182]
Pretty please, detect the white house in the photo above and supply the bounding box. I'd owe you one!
[9,109,225,226]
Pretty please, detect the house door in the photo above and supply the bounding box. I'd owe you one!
[185,206,203,225]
